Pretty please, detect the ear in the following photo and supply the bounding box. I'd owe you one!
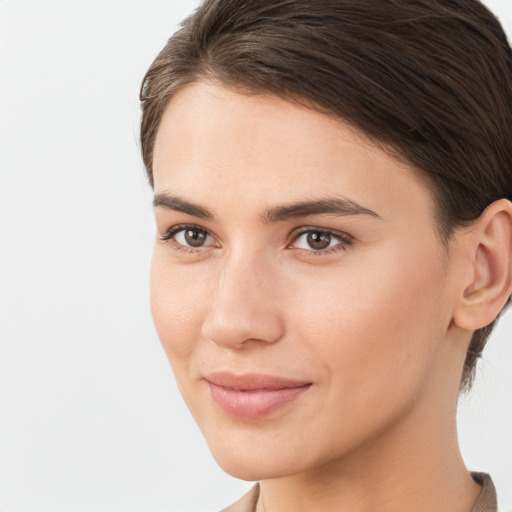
[453,199,512,331]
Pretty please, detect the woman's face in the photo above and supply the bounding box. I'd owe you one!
[150,82,463,480]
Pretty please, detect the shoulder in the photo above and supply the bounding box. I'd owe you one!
[470,473,497,512]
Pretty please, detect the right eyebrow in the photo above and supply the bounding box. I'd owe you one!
[153,192,214,220]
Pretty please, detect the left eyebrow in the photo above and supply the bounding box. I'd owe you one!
[261,197,382,223]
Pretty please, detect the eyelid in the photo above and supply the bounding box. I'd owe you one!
[158,223,353,255]
[159,223,220,249]
[287,226,355,253]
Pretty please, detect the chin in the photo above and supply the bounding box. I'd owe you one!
[204,429,320,482]
[212,450,297,482]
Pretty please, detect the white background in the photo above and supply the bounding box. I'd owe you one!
[0,1,511,510]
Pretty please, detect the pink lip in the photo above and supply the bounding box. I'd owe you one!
[205,372,312,420]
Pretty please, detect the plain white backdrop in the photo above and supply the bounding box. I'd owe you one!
[0,1,511,511]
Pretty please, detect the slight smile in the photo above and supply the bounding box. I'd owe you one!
[206,372,312,420]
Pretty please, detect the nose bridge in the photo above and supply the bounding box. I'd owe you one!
[222,247,268,300]
[202,246,284,348]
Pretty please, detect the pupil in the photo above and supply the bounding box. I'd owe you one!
[307,231,331,250]
[185,229,206,247]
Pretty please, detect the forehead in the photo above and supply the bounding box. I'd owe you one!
[152,81,436,227]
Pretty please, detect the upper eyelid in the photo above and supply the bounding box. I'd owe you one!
[161,223,212,236]
[159,223,353,247]
[159,224,218,245]
[289,226,353,240]
[288,226,355,253]
[162,224,349,236]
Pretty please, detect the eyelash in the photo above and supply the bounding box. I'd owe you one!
[159,224,218,254]
[289,226,355,256]
[159,224,354,256]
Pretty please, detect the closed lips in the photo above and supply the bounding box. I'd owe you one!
[205,372,311,390]
[206,372,312,420]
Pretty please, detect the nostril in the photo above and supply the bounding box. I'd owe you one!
[202,309,285,349]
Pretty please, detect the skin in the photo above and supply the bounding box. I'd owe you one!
[150,81,512,512]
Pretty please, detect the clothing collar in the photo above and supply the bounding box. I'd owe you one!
[221,473,497,512]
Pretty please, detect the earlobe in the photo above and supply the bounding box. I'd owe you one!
[453,199,512,331]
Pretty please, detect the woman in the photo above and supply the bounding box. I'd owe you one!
[140,1,512,510]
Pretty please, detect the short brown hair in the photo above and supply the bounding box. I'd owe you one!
[140,0,512,390]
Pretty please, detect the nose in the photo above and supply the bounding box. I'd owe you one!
[201,251,285,349]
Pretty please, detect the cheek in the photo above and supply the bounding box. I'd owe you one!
[287,246,448,399]
[149,251,210,363]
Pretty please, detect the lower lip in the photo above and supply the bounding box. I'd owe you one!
[208,382,311,420]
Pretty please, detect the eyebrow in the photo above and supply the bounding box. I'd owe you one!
[153,193,214,220]
[262,197,381,223]
[153,192,381,222]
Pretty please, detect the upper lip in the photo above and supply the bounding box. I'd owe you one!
[205,371,311,391]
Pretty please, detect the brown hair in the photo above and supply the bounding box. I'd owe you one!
[140,0,512,391]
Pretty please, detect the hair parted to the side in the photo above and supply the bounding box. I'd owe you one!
[140,0,512,391]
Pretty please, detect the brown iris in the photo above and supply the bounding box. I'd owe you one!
[307,231,332,250]
[184,228,207,247]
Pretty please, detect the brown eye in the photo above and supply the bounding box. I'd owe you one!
[161,225,216,249]
[291,228,353,254]
[184,228,208,247]
[306,231,332,250]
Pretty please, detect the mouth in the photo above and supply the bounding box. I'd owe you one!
[205,372,312,420]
